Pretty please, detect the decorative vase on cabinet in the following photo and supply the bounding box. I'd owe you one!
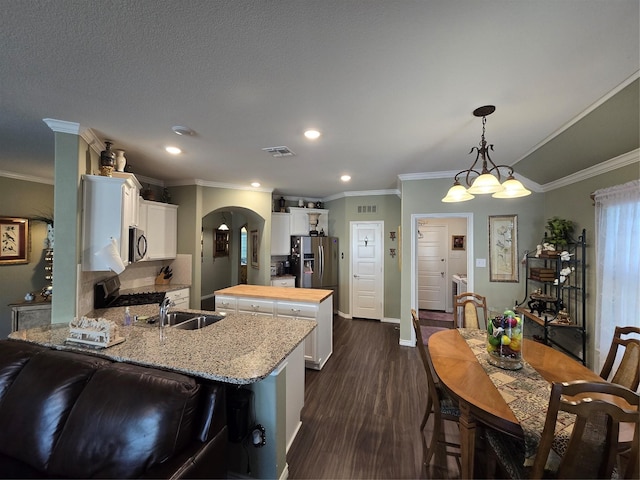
[99,141,116,177]
[115,150,127,172]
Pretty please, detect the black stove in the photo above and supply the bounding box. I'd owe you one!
[94,276,166,309]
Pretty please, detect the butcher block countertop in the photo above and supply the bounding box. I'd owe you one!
[216,285,333,303]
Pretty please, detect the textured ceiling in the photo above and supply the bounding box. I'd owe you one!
[0,1,638,198]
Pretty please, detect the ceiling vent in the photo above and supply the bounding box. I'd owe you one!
[262,146,296,157]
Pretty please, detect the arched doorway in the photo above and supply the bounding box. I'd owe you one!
[200,206,262,309]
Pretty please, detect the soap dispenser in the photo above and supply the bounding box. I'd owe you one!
[124,307,132,326]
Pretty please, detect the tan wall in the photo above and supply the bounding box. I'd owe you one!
[0,177,54,338]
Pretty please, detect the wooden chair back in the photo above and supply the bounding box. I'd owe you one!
[600,326,640,391]
[531,380,640,479]
[454,292,488,329]
[411,309,441,399]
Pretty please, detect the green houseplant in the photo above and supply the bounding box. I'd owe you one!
[545,217,574,247]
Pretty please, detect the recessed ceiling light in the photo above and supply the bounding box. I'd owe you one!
[171,125,196,136]
[341,175,351,182]
[304,130,321,140]
[251,182,261,188]
[165,146,182,155]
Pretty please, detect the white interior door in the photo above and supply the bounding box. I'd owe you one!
[351,222,383,320]
[417,224,448,310]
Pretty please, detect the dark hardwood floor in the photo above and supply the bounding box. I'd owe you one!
[287,316,461,479]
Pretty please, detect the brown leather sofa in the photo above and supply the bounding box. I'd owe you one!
[0,340,227,479]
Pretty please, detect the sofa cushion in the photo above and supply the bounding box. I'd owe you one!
[0,348,110,473]
[0,341,45,401]
[48,362,201,478]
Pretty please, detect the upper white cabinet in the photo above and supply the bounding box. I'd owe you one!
[139,199,178,261]
[288,207,329,236]
[81,174,141,271]
[271,212,291,256]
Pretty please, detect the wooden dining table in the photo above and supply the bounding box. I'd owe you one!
[428,328,608,479]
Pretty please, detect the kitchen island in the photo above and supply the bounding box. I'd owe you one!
[215,284,333,370]
[9,303,315,480]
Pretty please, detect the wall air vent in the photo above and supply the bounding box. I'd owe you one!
[261,146,296,157]
[357,205,377,214]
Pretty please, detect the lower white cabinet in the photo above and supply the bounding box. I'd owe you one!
[276,300,332,370]
[166,287,189,309]
[214,295,237,315]
[237,298,275,318]
[270,277,295,288]
[215,293,333,370]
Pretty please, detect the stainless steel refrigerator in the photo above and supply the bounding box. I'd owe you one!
[290,236,338,311]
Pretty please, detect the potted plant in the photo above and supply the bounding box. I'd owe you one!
[545,217,574,247]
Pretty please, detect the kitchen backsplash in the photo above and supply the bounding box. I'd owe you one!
[78,254,192,315]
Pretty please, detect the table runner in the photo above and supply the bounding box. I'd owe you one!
[457,328,574,466]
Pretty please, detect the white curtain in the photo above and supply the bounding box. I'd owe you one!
[594,179,640,374]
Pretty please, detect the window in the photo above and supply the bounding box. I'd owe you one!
[594,180,640,372]
[240,226,247,265]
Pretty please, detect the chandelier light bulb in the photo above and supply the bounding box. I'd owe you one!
[492,177,532,198]
[442,182,475,203]
[467,173,504,195]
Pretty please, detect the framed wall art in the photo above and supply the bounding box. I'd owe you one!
[0,217,29,265]
[452,235,465,251]
[250,229,259,269]
[488,215,518,282]
[214,229,229,257]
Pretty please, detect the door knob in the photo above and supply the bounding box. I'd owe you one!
[441,272,445,277]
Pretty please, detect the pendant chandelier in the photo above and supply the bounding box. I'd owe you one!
[218,213,230,231]
[442,105,531,203]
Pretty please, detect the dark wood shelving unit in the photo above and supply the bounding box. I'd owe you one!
[517,229,587,364]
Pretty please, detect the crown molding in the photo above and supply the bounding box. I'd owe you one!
[42,118,80,134]
[79,128,104,156]
[321,189,401,202]
[0,169,54,185]
[513,71,640,166]
[398,171,456,181]
[171,178,273,193]
[542,148,640,192]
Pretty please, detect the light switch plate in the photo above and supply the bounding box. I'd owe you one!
[475,258,487,268]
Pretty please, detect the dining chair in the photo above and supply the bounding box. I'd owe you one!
[454,292,488,329]
[486,380,640,479]
[600,326,640,391]
[411,310,461,470]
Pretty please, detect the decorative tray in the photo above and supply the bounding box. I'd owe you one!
[64,337,125,349]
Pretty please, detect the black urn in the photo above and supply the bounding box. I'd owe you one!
[99,141,116,176]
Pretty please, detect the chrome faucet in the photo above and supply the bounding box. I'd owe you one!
[159,297,174,327]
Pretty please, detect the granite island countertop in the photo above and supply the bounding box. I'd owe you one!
[8,304,315,385]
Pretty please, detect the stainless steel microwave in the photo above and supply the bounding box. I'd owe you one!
[128,227,147,263]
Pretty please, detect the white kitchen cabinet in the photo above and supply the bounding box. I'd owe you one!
[214,295,237,315]
[139,199,178,260]
[81,174,141,271]
[270,212,291,256]
[287,207,329,236]
[270,277,295,288]
[237,298,275,318]
[166,287,190,309]
[276,300,332,370]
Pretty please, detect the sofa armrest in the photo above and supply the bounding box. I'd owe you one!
[140,425,228,480]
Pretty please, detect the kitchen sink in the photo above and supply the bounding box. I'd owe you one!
[172,314,226,330]
[146,311,226,329]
